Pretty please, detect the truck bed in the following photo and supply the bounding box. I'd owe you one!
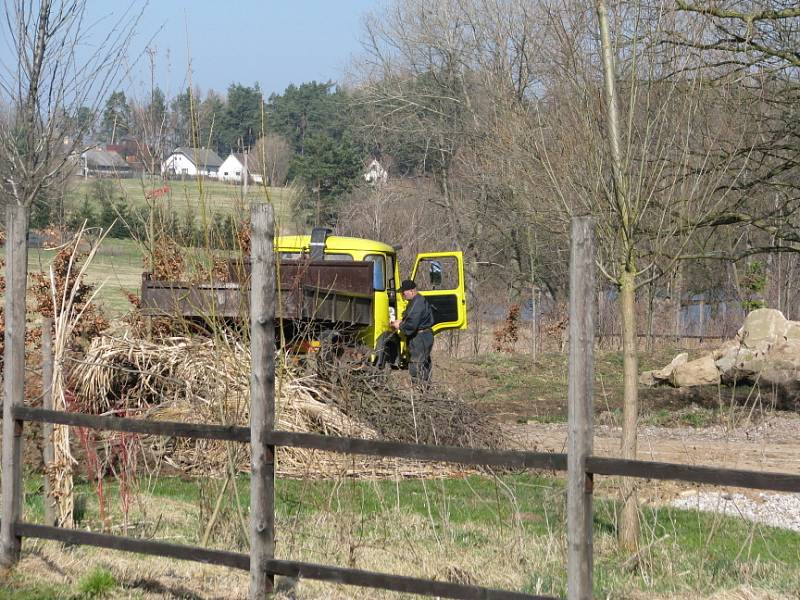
[140,260,375,327]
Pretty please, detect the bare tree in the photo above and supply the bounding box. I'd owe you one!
[254,132,291,186]
[0,0,141,565]
[356,0,797,550]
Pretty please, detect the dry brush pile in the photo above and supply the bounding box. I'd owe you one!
[70,333,505,479]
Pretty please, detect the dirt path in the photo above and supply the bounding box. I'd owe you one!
[508,413,800,501]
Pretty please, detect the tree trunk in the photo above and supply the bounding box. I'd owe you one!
[646,279,655,351]
[619,268,639,550]
[674,265,683,344]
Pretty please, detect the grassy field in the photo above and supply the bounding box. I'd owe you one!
[3,177,301,317]
[0,238,144,316]
[65,176,299,224]
[442,349,738,427]
[4,472,798,598]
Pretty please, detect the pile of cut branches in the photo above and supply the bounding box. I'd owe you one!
[317,365,504,450]
[71,334,504,478]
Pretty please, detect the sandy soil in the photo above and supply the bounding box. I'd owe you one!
[509,413,800,502]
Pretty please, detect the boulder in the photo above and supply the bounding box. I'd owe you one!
[712,340,740,361]
[654,352,688,380]
[639,370,657,386]
[670,354,720,387]
[639,352,688,387]
[715,351,738,379]
[713,341,741,377]
[785,322,800,341]
[759,340,800,386]
[737,308,789,352]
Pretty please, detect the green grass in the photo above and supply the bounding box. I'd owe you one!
[0,568,118,600]
[66,177,297,223]
[0,583,66,600]
[456,348,690,423]
[0,238,144,316]
[12,471,799,598]
[76,568,117,598]
[643,405,719,427]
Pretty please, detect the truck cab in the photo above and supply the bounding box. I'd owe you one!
[275,229,468,365]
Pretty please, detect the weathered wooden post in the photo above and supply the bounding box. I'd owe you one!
[42,318,56,527]
[249,203,276,597]
[567,217,595,600]
[1,202,29,568]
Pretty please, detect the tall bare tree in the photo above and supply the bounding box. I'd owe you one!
[0,0,140,565]
[355,0,799,550]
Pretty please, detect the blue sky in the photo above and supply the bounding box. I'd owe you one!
[95,0,378,99]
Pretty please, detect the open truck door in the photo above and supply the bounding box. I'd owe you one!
[410,252,468,333]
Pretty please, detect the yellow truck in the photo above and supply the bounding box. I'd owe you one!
[141,228,468,369]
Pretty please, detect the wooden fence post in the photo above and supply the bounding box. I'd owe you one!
[567,217,595,600]
[1,202,29,569]
[249,203,276,598]
[42,318,56,527]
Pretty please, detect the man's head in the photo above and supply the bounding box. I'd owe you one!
[398,279,417,300]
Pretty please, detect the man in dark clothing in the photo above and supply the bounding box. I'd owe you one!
[390,279,435,388]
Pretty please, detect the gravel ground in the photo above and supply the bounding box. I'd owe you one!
[671,491,800,532]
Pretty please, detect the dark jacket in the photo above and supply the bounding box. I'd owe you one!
[400,294,435,337]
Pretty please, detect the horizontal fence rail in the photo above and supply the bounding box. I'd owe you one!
[270,431,567,470]
[15,407,800,492]
[13,406,567,470]
[599,333,725,340]
[14,406,250,442]
[586,457,800,493]
[16,523,556,600]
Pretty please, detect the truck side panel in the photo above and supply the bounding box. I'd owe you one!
[141,261,375,327]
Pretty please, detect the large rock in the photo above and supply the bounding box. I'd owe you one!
[639,352,688,387]
[785,322,800,341]
[760,340,800,386]
[670,354,720,387]
[738,308,789,352]
[726,347,766,382]
[713,341,741,376]
[655,352,688,379]
[639,370,658,386]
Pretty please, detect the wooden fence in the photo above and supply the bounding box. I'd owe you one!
[2,213,799,600]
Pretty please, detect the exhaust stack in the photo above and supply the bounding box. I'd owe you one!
[309,227,332,261]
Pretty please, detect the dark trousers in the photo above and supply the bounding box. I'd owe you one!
[408,330,433,388]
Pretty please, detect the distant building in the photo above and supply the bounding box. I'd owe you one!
[161,147,224,179]
[364,158,388,186]
[81,148,133,178]
[219,152,264,184]
[107,135,160,174]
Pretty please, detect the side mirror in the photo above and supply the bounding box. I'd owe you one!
[429,260,442,288]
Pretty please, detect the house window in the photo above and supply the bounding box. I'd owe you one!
[181,168,188,174]
[236,171,241,176]
[224,172,229,176]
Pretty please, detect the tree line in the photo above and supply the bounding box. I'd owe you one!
[93,81,364,202]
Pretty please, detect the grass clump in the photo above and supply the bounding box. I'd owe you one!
[76,567,117,598]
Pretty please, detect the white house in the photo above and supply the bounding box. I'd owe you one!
[219,152,264,184]
[364,158,388,186]
[161,147,224,179]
